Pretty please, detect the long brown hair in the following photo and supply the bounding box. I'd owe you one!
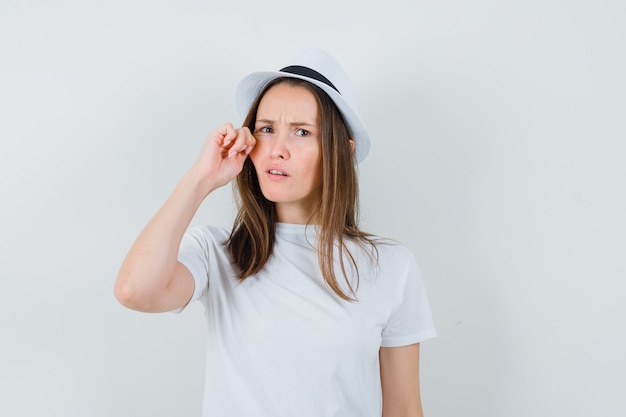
[227,77,377,301]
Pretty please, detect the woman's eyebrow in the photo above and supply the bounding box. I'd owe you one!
[255,119,316,127]
[289,121,315,127]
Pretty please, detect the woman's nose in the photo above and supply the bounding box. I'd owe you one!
[270,129,290,159]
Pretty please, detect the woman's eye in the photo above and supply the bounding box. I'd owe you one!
[295,128,310,137]
[257,126,272,134]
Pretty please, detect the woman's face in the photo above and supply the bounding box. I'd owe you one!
[249,82,322,224]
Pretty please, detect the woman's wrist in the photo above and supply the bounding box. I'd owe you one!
[180,166,220,202]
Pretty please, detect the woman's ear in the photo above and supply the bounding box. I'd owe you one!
[349,139,355,154]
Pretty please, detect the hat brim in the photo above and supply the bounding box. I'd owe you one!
[235,71,370,163]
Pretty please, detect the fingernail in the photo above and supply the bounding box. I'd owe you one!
[228,150,237,158]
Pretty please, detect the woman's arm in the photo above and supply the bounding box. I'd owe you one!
[114,123,255,312]
[380,343,424,417]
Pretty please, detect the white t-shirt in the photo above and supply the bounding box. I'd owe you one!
[178,222,436,417]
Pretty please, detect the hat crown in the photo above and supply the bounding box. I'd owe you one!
[284,49,358,111]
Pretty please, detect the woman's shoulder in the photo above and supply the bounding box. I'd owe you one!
[185,224,232,245]
[350,233,416,267]
[373,238,414,264]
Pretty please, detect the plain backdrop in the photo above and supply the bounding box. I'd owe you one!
[1,0,625,416]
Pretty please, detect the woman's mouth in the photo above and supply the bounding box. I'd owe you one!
[268,169,287,176]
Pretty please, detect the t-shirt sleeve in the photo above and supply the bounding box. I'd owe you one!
[380,252,437,347]
[175,226,214,311]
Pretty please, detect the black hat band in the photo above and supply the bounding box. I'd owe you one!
[279,65,340,94]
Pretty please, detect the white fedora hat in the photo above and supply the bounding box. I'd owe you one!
[235,49,371,163]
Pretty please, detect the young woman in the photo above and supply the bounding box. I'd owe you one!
[115,49,436,417]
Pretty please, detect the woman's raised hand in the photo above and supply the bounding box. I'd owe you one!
[191,123,256,194]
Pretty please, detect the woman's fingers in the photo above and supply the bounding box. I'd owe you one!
[219,123,238,148]
[227,127,256,159]
[192,124,256,191]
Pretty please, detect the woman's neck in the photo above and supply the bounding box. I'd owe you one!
[275,202,319,225]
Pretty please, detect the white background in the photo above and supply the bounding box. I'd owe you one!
[1,0,625,416]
